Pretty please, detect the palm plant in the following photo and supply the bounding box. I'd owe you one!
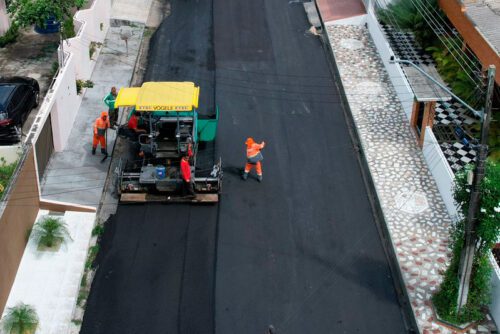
[1,303,38,334]
[30,216,72,249]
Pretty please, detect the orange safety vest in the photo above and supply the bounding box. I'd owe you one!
[247,142,265,158]
[94,116,109,136]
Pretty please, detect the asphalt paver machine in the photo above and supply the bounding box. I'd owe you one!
[115,82,222,203]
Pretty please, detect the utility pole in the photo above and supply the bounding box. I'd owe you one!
[456,65,496,311]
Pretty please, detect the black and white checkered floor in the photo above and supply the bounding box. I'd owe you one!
[439,142,477,173]
[381,24,480,173]
[381,24,435,66]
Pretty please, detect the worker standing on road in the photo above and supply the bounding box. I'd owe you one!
[103,86,118,127]
[180,155,195,197]
[92,111,109,156]
[242,137,265,182]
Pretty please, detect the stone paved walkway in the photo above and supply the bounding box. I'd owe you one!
[326,25,491,334]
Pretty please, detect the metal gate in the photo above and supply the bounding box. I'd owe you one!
[35,115,54,182]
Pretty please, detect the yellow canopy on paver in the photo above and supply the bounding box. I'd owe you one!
[115,82,200,111]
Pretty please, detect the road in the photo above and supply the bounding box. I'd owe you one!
[81,0,410,333]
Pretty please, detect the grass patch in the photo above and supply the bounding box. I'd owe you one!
[85,245,100,269]
[0,158,18,194]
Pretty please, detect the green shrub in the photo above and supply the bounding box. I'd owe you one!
[61,18,75,39]
[76,79,94,94]
[0,24,19,48]
[31,216,72,249]
[85,244,99,269]
[433,162,500,324]
[0,158,18,194]
[91,224,104,237]
[0,303,38,334]
[49,61,59,78]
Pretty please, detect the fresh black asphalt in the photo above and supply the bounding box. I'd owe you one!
[81,1,410,333]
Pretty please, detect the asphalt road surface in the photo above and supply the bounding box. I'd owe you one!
[81,0,410,333]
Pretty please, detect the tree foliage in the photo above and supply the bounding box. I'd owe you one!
[7,0,86,29]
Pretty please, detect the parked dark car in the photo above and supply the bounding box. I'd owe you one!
[0,76,40,128]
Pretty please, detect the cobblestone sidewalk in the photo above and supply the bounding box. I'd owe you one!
[326,25,492,334]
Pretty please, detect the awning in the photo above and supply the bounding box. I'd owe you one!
[115,87,141,107]
[115,82,200,111]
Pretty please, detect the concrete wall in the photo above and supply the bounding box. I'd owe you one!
[50,54,82,152]
[0,145,21,164]
[326,14,367,26]
[438,0,500,84]
[489,252,500,326]
[365,4,414,120]
[422,127,458,219]
[0,147,40,315]
[0,0,10,36]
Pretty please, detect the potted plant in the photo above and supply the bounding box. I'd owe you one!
[30,216,72,251]
[6,0,86,34]
[0,303,38,334]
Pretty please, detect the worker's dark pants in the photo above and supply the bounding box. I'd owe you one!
[182,180,195,197]
[109,108,118,127]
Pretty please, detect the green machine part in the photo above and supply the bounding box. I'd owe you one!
[197,106,219,142]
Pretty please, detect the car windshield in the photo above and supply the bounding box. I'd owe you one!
[0,84,16,112]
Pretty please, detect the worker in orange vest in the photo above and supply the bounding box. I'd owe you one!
[92,111,110,155]
[242,137,265,182]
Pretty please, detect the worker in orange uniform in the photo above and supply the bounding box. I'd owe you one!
[180,155,195,197]
[242,137,265,182]
[92,111,110,156]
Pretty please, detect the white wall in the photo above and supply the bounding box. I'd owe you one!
[489,252,500,326]
[50,54,81,152]
[0,0,10,36]
[26,0,111,152]
[0,145,21,164]
[422,127,458,219]
[67,0,111,80]
[365,5,414,120]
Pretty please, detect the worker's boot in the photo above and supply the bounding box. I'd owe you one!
[101,148,107,155]
[257,175,263,182]
[91,147,96,155]
[242,172,248,180]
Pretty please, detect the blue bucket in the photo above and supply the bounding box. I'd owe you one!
[156,166,166,179]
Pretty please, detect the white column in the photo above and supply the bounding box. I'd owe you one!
[0,0,11,36]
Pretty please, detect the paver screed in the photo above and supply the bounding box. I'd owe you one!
[326,25,492,334]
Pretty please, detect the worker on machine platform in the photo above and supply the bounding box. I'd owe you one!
[92,111,110,156]
[180,155,195,197]
[242,137,265,182]
[126,111,147,140]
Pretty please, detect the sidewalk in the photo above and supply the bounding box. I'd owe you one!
[40,18,146,207]
[325,25,493,334]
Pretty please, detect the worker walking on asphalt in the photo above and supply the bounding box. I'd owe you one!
[103,86,118,127]
[92,111,110,156]
[180,155,195,197]
[242,137,265,182]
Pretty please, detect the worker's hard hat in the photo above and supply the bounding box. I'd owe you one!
[245,137,254,146]
[101,111,108,118]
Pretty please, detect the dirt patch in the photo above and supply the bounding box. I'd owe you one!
[0,28,60,138]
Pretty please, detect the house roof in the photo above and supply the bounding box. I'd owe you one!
[463,0,500,55]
